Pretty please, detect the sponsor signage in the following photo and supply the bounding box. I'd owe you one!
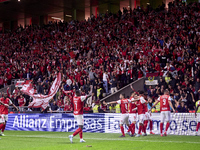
[6,113,199,136]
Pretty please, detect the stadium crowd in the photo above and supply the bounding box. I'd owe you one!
[0,0,200,113]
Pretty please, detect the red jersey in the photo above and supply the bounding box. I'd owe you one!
[0,97,12,114]
[137,96,146,115]
[128,97,137,113]
[73,95,87,115]
[157,95,171,111]
[64,104,72,111]
[18,97,25,107]
[143,101,148,113]
[117,99,131,114]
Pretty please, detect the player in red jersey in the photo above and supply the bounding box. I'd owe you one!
[0,93,18,136]
[135,91,148,137]
[195,101,200,136]
[0,114,5,139]
[143,96,155,135]
[127,92,138,136]
[150,90,175,136]
[68,90,91,143]
[105,94,137,137]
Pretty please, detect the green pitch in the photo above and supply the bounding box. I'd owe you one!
[0,131,200,150]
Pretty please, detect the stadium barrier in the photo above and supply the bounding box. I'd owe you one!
[6,113,199,136]
[101,77,145,102]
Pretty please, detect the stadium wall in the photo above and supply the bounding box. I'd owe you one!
[6,113,199,136]
[101,77,145,102]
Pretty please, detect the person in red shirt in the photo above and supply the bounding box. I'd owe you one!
[150,90,175,136]
[105,94,135,137]
[134,91,148,137]
[68,90,91,143]
[17,94,26,112]
[0,93,18,136]
[83,103,90,111]
[64,99,73,112]
[127,92,138,136]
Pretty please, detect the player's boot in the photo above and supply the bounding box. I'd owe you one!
[142,133,147,136]
[68,135,73,143]
[150,131,155,135]
[135,134,140,137]
[160,134,163,137]
[126,131,131,136]
[80,139,86,143]
[195,132,198,136]
[164,132,167,136]
[119,135,125,137]
[0,133,5,136]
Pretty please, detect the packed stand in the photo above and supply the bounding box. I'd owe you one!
[0,0,200,112]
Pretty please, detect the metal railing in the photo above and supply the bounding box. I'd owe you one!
[100,77,145,102]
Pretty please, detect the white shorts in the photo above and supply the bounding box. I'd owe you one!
[1,114,8,122]
[138,114,144,123]
[0,115,5,123]
[160,111,171,123]
[129,113,137,122]
[74,115,84,126]
[144,112,151,120]
[120,114,129,125]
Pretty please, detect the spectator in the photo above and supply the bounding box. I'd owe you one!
[109,104,116,113]
[83,103,91,111]
[51,101,59,112]
[87,92,96,107]
[176,102,187,113]
[17,94,26,111]
[103,71,109,93]
[109,78,118,94]
[57,96,64,111]
[64,99,73,112]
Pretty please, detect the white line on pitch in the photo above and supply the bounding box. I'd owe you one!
[6,135,200,144]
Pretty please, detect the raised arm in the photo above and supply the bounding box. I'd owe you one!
[105,101,117,105]
[0,100,9,107]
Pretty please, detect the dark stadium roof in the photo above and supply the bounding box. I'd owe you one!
[0,0,107,22]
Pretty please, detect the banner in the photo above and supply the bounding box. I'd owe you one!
[7,113,105,133]
[20,80,36,97]
[6,113,199,136]
[21,73,61,110]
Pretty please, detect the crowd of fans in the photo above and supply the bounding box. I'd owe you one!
[0,0,200,113]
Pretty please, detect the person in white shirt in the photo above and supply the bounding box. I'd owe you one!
[103,71,109,93]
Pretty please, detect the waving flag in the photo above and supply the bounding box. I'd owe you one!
[20,80,36,97]
[21,73,61,110]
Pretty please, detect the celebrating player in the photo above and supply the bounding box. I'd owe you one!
[195,100,200,136]
[135,91,147,137]
[105,94,136,137]
[143,97,155,135]
[127,92,137,136]
[0,93,18,136]
[149,90,175,136]
[0,114,5,139]
[68,90,91,143]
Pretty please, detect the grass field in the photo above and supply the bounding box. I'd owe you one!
[0,131,200,150]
